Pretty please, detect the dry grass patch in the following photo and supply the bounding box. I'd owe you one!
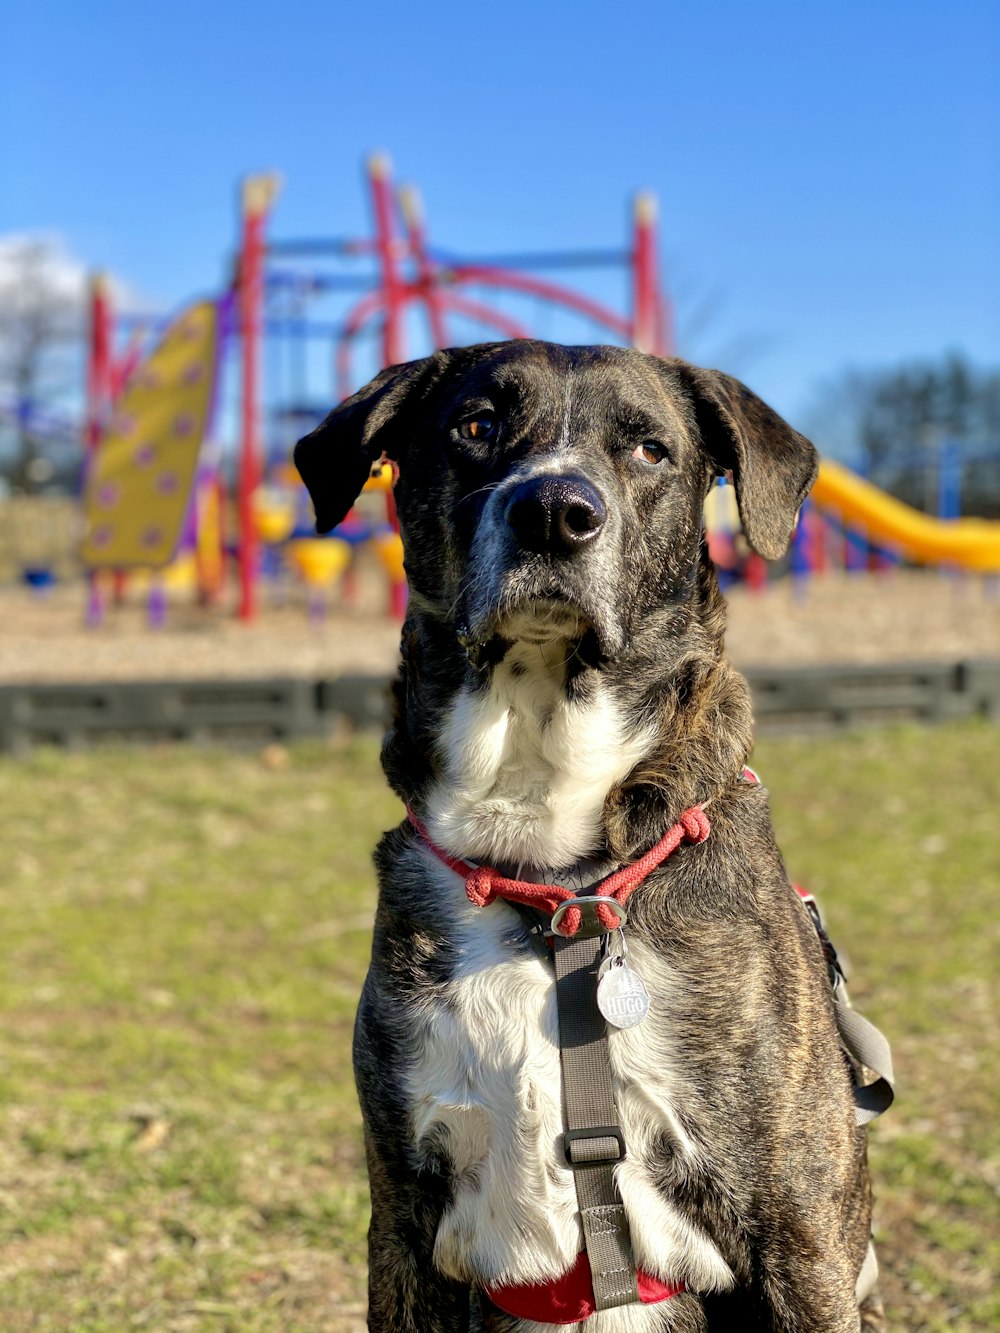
[0,723,996,1330]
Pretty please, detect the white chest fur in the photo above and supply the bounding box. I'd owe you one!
[426,641,655,869]
[407,862,735,1310]
[409,879,579,1289]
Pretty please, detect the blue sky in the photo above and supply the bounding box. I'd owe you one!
[2,0,998,434]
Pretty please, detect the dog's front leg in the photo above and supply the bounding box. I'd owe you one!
[355,975,472,1333]
[760,1259,863,1333]
[738,1237,865,1333]
[363,1126,472,1333]
[704,1216,865,1332]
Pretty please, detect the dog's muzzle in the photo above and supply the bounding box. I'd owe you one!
[504,474,606,557]
[459,468,624,658]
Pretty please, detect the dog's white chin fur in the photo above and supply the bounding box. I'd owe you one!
[499,600,588,645]
[426,630,655,870]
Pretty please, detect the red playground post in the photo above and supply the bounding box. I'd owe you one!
[84,273,113,626]
[399,183,449,351]
[368,154,406,368]
[367,156,411,618]
[85,272,112,452]
[631,192,672,356]
[238,173,281,622]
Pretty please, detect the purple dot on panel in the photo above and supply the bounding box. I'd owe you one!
[173,412,195,437]
[113,413,136,436]
[155,471,179,496]
[97,482,121,508]
[134,442,157,468]
[141,526,164,549]
[183,362,205,385]
[144,369,161,390]
[182,320,202,341]
[91,525,114,548]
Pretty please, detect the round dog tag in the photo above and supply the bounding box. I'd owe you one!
[596,963,650,1029]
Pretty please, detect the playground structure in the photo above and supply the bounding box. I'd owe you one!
[704,450,1000,593]
[809,459,1000,572]
[75,153,1000,626]
[79,155,672,623]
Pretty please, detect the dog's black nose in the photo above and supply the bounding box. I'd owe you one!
[505,475,606,555]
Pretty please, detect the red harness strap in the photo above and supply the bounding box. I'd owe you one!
[406,804,710,936]
[484,1250,685,1324]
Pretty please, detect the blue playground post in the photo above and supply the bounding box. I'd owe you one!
[790,499,812,600]
[938,437,962,583]
[937,437,962,521]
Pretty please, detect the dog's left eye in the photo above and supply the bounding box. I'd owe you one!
[632,440,669,465]
[458,413,497,442]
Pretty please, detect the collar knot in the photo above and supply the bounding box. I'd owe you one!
[465,865,497,908]
[679,805,711,845]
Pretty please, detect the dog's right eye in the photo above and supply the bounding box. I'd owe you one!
[457,412,497,442]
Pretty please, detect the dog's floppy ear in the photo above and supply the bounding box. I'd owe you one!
[672,361,819,560]
[294,352,448,533]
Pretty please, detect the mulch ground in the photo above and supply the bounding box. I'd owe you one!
[1,570,998,686]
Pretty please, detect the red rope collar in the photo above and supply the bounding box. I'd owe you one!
[406,803,710,936]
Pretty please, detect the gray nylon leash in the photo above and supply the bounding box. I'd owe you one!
[832,977,895,1125]
[553,931,640,1312]
[799,892,895,1126]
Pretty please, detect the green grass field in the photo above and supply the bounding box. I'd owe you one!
[1,722,997,1331]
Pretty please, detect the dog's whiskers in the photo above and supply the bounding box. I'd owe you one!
[457,480,507,505]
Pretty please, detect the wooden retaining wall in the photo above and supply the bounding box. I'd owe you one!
[1,661,998,753]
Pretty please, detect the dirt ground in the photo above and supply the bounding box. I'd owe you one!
[0,568,997,686]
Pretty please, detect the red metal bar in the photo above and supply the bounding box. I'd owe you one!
[109,329,154,607]
[109,328,144,401]
[445,265,633,341]
[399,185,449,350]
[632,191,672,355]
[436,291,531,341]
[238,173,281,622]
[84,273,114,625]
[368,153,406,366]
[334,285,532,401]
[85,272,112,451]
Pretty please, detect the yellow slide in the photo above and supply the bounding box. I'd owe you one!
[811,458,1000,572]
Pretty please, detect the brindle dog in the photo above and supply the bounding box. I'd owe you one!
[296,342,885,1332]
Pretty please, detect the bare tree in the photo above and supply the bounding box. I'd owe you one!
[804,351,1000,517]
[0,237,86,492]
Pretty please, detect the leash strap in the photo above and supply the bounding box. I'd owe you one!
[797,890,894,1124]
[832,977,895,1125]
[553,932,640,1311]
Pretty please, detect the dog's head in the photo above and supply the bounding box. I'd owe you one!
[295,341,816,662]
